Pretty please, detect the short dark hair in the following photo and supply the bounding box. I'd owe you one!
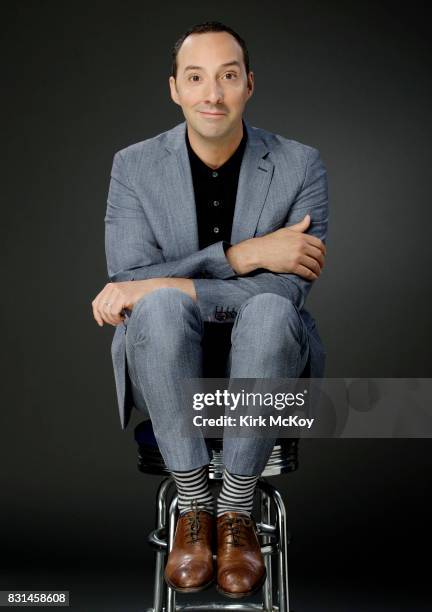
[172,21,250,79]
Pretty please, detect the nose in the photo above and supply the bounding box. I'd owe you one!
[204,78,224,105]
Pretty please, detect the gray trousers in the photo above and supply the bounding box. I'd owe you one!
[125,288,309,475]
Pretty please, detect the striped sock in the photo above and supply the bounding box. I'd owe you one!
[171,466,215,516]
[217,468,258,517]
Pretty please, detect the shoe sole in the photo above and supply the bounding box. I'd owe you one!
[164,574,215,594]
[216,568,267,599]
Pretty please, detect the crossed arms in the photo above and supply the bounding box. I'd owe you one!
[92,147,328,327]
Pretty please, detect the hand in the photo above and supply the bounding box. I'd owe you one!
[227,214,326,279]
[91,278,197,327]
[91,280,154,327]
[256,214,326,279]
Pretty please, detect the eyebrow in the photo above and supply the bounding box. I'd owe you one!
[183,60,242,73]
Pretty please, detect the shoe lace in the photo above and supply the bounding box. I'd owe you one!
[185,499,208,544]
[220,515,253,547]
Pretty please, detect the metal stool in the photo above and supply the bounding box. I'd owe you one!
[135,420,299,612]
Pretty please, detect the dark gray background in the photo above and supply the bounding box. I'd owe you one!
[1,1,431,610]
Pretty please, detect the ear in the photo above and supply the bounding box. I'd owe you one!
[246,71,255,99]
[169,76,181,106]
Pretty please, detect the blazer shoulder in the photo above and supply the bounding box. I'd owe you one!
[111,123,180,181]
[248,125,325,190]
[254,125,321,167]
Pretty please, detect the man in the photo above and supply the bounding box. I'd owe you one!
[92,22,328,599]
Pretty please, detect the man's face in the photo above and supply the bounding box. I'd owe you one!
[169,31,254,141]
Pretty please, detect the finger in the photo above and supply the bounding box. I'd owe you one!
[103,289,127,326]
[107,294,127,326]
[299,254,322,277]
[303,234,325,252]
[93,285,114,326]
[92,293,105,327]
[304,244,325,268]
[96,287,117,325]
[288,214,310,233]
[294,263,319,281]
[304,234,326,254]
[92,301,103,326]
[101,289,122,326]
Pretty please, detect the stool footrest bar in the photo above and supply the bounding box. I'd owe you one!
[144,605,281,611]
[148,527,168,550]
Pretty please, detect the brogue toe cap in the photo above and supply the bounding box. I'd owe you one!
[166,560,212,589]
[218,565,264,593]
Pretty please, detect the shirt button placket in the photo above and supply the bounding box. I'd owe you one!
[209,169,221,240]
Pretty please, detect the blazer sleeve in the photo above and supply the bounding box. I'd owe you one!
[192,147,328,322]
[104,151,236,282]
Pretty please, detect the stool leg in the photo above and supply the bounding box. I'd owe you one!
[259,484,274,611]
[166,494,178,612]
[272,487,290,612]
[152,477,174,612]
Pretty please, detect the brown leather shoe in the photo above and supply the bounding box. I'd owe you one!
[164,502,215,593]
[216,511,266,598]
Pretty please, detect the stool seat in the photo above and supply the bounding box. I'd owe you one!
[135,418,299,477]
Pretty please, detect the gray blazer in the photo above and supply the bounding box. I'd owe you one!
[105,120,329,430]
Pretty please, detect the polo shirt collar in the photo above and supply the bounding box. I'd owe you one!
[185,121,248,176]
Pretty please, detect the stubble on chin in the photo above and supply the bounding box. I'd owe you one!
[195,116,238,142]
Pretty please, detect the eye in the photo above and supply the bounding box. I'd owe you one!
[188,74,201,82]
[223,72,237,80]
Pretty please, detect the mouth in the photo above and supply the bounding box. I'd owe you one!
[198,111,226,117]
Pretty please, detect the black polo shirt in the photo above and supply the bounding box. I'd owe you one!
[186,125,247,375]
[186,125,247,249]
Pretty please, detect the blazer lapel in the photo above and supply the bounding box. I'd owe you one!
[162,123,199,256]
[231,120,274,244]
